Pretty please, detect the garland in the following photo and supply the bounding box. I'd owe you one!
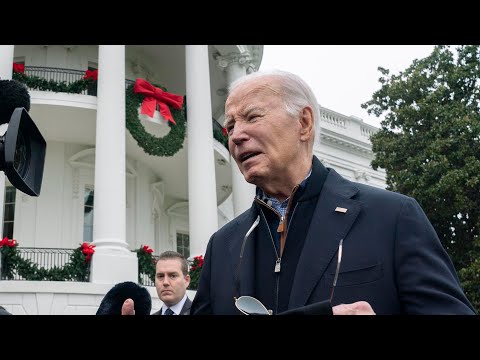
[188,255,204,290]
[12,72,96,94]
[0,238,94,282]
[1,239,203,289]
[135,245,156,285]
[214,126,228,149]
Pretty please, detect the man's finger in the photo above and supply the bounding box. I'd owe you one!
[121,298,135,315]
[332,301,375,315]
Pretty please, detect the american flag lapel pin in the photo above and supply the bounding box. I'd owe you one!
[335,207,348,213]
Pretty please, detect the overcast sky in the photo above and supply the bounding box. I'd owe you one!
[259,45,435,127]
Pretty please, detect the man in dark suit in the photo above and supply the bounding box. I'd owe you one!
[190,69,476,315]
[121,251,191,315]
[151,251,192,315]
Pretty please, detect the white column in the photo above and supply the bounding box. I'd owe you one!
[185,45,218,257]
[0,45,14,80]
[217,52,256,216]
[0,45,15,236]
[90,45,137,284]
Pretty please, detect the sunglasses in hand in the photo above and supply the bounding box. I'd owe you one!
[235,239,343,315]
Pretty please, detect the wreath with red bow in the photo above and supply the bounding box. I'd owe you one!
[126,80,187,157]
[13,64,187,157]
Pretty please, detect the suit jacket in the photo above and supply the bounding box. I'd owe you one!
[152,297,192,315]
[191,157,475,315]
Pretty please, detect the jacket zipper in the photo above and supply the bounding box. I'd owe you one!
[256,186,301,314]
[259,208,281,314]
[255,184,300,269]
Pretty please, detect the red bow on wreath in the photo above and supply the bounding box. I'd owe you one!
[133,78,184,125]
[83,69,98,81]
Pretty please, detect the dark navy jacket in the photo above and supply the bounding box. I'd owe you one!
[191,156,475,315]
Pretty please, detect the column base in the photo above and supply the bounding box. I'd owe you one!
[90,250,138,285]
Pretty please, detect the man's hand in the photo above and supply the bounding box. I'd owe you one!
[332,301,375,315]
[121,298,135,315]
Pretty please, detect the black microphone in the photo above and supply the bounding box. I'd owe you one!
[279,300,333,315]
[0,79,46,196]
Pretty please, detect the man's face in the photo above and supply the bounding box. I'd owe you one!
[155,258,190,307]
[225,78,304,188]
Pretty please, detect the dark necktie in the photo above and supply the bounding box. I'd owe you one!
[164,308,174,315]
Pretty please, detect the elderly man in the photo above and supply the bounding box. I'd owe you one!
[190,69,475,315]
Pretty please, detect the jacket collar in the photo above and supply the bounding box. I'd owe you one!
[229,156,362,306]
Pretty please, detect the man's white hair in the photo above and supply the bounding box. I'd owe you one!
[228,69,320,147]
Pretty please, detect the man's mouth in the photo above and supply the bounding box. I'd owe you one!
[239,152,261,163]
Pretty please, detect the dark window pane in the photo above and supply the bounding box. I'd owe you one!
[4,205,15,221]
[84,189,94,206]
[5,187,16,203]
[83,225,93,243]
[3,222,13,239]
[3,186,16,238]
[176,233,190,258]
[83,187,95,243]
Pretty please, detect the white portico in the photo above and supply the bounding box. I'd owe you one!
[0,45,385,314]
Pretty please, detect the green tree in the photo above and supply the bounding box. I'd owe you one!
[362,45,480,311]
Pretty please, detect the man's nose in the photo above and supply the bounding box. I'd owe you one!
[229,122,249,145]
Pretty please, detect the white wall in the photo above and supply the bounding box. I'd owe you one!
[0,281,197,315]
[14,45,99,71]
[12,142,176,253]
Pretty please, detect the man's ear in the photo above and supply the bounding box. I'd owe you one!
[299,106,314,142]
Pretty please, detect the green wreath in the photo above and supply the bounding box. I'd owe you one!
[13,72,209,156]
[125,83,187,157]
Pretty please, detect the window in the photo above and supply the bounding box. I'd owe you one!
[176,232,190,258]
[83,187,94,243]
[3,186,16,239]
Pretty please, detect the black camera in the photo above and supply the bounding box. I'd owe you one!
[0,80,46,196]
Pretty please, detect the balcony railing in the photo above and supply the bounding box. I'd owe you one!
[19,66,94,95]
[0,247,85,281]
[25,66,85,84]
[17,66,229,150]
[0,246,193,286]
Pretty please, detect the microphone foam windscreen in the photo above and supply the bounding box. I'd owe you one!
[0,79,30,125]
[96,281,152,315]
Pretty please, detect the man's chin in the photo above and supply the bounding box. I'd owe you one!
[161,295,174,303]
[243,172,259,184]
